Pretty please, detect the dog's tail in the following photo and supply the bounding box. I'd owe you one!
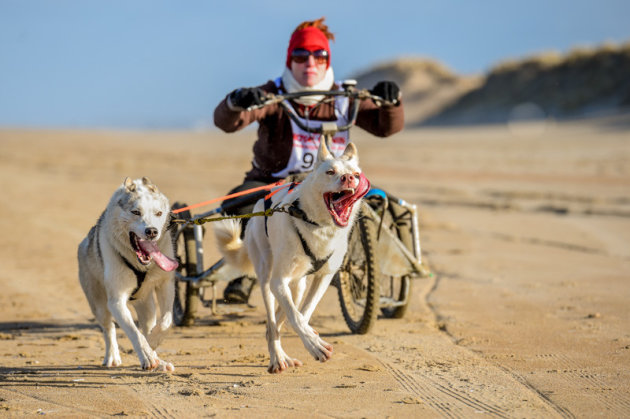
[213,219,255,276]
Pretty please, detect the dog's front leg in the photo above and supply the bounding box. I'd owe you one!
[274,276,307,332]
[100,315,122,368]
[133,296,157,337]
[146,279,175,372]
[107,297,160,370]
[300,273,335,324]
[147,278,174,349]
[271,277,333,363]
[261,277,303,373]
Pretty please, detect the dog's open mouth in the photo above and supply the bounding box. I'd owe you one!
[323,173,370,227]
[129,232,178,272]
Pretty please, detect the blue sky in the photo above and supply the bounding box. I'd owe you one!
[1,0,629,129]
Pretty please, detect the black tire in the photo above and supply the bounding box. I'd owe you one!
[336,206,379,334]
[172,278,187,326]
[170,203,199,327]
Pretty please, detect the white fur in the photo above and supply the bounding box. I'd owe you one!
[78,177,176,371]
[214,141,364,373]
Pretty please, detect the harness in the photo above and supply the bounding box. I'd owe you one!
[119,254,147,301]
[262,183,333,276]
[293,221,333,276]
[264,197,318,235]
[96,230,146,301]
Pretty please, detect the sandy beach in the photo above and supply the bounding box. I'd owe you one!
[1,118,629,417]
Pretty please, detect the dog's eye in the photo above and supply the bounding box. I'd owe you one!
[155,211,163,217]
[354,173,361,179]
[326,169,336,176]
[131,210,141,216]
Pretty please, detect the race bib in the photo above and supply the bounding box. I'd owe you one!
[272,97,351,178]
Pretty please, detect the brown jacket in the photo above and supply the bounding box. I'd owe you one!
[214,80,405,182]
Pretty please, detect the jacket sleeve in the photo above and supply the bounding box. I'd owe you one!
[213,81,278,133]
[355,98,405,138]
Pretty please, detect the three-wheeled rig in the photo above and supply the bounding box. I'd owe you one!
[170,81,429,334]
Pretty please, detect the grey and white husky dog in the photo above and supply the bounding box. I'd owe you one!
[78,177,178,371]
[214,141,370,373]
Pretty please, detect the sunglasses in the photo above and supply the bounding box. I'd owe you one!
[291,48,329,64]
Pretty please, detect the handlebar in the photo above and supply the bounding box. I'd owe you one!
[251,81,396,135]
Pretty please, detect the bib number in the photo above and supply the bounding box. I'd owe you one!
[271,94,351,178]
[301,152,315,170]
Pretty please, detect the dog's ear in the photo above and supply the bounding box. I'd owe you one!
[124,177,136,193]
[317,137,332,163]
[341,142,358,161]
[142,176,159,193]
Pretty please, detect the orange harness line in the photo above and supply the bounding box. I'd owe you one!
[172,181,284,214]
[263,181,298,201]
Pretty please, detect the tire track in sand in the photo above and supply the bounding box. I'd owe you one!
[380,360,511,418]
[531,353,630,417]
[361,268,571,418]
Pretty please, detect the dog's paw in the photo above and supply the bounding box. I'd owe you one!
[156,359,175,372]
[267,356,303,374]
[103,352,122,368]
[139,350,174,372]
[304,335,333,362]
[141,359,160,370]
[267,347,303,374]
[139,349,161,370]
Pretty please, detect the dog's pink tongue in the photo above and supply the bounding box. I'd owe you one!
[138,240,179,272]
[357,173,370,197]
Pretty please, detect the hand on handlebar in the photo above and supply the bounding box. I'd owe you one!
[369,81,401,106]
[229,83,400,133]
[227,87,267,111]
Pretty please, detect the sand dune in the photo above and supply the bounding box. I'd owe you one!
[354,43,630,126]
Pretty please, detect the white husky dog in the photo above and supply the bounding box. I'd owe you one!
[214,141,370,373]
[78,177,179,371]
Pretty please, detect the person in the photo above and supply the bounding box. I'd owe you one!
[214,17,404,303]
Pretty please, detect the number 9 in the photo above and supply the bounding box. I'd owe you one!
[301,152,314,170]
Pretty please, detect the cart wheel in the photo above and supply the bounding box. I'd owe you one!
[170,203,200,327]
[336,206,379,334]
[380,275,411,318]
[370,197,414,319]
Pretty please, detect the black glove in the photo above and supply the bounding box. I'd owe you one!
[369,81,401,106]
[227,87,266,111]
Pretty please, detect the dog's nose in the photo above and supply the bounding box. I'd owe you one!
[145,227,158,239]
[340,173,358,188]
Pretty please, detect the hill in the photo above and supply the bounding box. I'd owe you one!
[351,58,482,126]
[351,42,630,126]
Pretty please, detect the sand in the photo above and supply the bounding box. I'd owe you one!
[0,117,629,417]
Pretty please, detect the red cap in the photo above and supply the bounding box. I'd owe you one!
[286,26,331,69]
